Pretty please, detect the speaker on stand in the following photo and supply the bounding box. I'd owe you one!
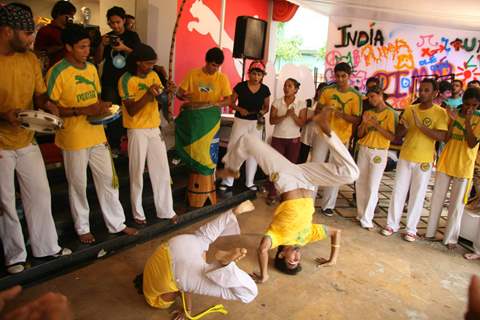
[233,16,268,81]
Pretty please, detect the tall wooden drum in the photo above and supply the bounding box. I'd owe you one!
[187,172,217,207]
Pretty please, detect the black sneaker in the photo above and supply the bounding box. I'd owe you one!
[322,209,334,217]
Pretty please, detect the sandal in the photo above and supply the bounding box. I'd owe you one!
[6,262,25,274]
[218,184,232,191]
[246,184,258,191]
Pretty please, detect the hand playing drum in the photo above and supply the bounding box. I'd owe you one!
[88,103,121,125]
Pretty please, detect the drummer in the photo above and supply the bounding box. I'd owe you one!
[46,23,137,244]
[176,47,232,110]
[0,3,71,274]
[118,43,178,225]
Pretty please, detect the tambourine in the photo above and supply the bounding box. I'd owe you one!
[17,110,63,134]
[88,104,121,125]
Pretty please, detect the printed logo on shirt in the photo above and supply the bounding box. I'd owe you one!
[269,172,279,183]
[332,94,353,112]
[138,83,149,91]
[198,83,213,93]
[422,117,432,128]
[373,156,382,164]
[420,162,430,172]
[75,75,98,103]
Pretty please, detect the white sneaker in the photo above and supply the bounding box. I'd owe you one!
[7,263,25,274]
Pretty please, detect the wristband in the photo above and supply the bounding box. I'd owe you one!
[331,244,340,248]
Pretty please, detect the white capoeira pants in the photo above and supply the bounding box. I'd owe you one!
[426,172,468,244]
[222,132,359,194]
[355,146,388,228]
[168,211,257,303]
[0,144,61,266]
[386,159,433,234]
[128,128,175,220]
[63,143,126,235]
[310,133,350,209]
[222,117,262,188]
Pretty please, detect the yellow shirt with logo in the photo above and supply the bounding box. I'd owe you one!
[358,107,398,149]
[265,198,327,249]
[143,243,178,309]
[46,59,106,151]
[319,85,363,144]
[118,71,163,129]
[179,68,232,104]
[0,51,46,150]
[399,104,448,163]
[437,113,480,179]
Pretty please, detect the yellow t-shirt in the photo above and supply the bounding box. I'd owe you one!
[46,59,107,151]
[0,51,46,149]
[437,113,480,178]
[143,243,178,309]
[319,85,363,144]
[179,68,232,103]
[118,71,163,129]
[265,198,327,249]
[399,104,449,163]
[358,107,398,149]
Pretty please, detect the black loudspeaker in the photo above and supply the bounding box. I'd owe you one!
[233,16,267,60]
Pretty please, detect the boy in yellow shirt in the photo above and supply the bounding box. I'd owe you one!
[118,44,177,225]
[312,62,362,216]
[382,79,448,242]
[219,108,358,283]
[0,3,70,274]
[426,88,480,249]
[355,86,397,230]
[47,24,137,244]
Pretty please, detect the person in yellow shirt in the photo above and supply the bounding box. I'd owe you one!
[312,62,362,217]
[0,3,71,275]
[425,88,480,249]
[218,108,358,283]
[118,44,177,225]
[382,78,449,242]
[176,47,232,109]
[355,86,397,230]
[135,202,258,319]
[47,24,137,244]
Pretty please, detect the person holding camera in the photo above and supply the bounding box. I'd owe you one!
[34,0,76,71]
[95,6,141,154]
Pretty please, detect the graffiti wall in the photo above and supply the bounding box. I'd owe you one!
[326,17,480,108]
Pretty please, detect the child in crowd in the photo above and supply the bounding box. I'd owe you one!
[355,86,397,230]
[118,43,178,225]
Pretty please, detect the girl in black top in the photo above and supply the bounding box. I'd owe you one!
[94,6,141,152]
[220,61,271,191]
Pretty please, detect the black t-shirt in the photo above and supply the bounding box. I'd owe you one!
[101,29,141,87]
[234,81,271,120]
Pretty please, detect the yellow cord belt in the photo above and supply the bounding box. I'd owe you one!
[181,292,228,320]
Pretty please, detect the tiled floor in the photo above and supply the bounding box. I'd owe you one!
[321,171,450,237]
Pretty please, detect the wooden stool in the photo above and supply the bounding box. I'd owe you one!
[187,172,217,208]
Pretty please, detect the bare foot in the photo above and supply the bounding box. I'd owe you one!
[215,248,247,266]
[134,218,147,225]
[446,243,457,250]
[122,227,138,236]
[250,272,269,284]
[232,200,255,216]
[171,215,179,224]
[216,168,239,179]
[465,253,480,260]
[79,233,95,244]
